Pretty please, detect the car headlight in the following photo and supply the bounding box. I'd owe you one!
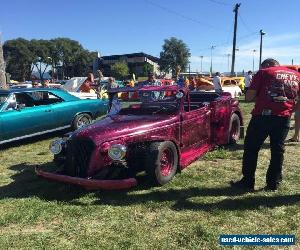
[49,139,64,155]
[108,144,127,161]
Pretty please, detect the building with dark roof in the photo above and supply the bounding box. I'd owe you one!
[97,52,160,77]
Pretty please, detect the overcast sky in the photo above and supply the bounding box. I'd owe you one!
[1,0,299,72]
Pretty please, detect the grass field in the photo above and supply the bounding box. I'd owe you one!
[0,101,299,250]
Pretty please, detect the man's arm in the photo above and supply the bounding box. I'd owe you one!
[245,89,257,102]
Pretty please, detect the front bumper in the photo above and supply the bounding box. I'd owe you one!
[36,168,137,190]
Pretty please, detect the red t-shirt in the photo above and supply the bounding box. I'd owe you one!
[250,66,300,117]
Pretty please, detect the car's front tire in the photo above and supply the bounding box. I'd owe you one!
[145,141,178,185]
[72,113,92,130]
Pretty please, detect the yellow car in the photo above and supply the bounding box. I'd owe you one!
[230,77,245,92]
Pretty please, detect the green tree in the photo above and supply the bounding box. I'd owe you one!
[143,63,154,76]
[111,60,129,80]
[50,38,87,79]
[3,38,34,81]
[30,39,52,84]
[159,37,191,79]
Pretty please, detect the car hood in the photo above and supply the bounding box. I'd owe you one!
[73,114,179,145]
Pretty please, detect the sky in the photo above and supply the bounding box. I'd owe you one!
[1,0,300,73]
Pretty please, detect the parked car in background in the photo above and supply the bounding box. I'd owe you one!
[62,77,98,99]
[230,76,245,92]
[38,86,244,190]
[0,88,108,144]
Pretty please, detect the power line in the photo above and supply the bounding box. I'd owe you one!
[238,13,254,33]
[145,0,219,30]
[207,0,232,7]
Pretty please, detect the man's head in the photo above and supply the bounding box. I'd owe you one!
[148,72,155,81]
[215,72,220,76]
[248,70,253,75]
[261,58,280,69]
[87,73,94,82]
[108,77,115,84]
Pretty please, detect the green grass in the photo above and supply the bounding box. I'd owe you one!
[0,100,299,250]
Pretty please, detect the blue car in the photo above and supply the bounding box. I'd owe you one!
[0,88,108,144]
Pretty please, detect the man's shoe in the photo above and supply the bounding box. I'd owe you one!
[230,179,254,192]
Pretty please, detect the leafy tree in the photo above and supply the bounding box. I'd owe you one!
[51,38,87,79]
[3,37,97,82]
[30,39,52,84]
[73,50,96,76]
[3,38,34,81]
[143,63,154,76]
[111,60,129,80]
[159,37,191,79]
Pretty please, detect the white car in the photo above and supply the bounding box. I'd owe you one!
[62,77,98,99]
[204,85,242,98]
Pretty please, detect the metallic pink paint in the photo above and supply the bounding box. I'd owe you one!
[38,86,243,189]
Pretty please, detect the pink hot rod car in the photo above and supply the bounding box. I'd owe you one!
[37,85,244,190]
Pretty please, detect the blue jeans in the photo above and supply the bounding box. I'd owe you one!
[242,115,290,188]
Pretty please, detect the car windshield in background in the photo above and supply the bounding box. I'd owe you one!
[112,90,181,116]
[0,94,9,108]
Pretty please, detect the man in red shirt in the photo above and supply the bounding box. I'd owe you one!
[231,58,300,191]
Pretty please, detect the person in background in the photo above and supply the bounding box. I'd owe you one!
[80,73,94,93]
[244,70,253,93]
[143,72,160,86]
[288,99,300,142]
[176,75,185,88]
[107,77,118,111]
[32,81,39,88]
[230,58,300,191]
[288,68,300,142]
[43,79,50,88]
[184,77,189,87]
[213,72,222,93]
[188,76,196,91]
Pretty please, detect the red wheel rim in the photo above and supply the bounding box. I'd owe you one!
[160,149,173,176]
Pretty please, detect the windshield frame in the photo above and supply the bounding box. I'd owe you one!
[110,89,184,116]
[0,93,10,111]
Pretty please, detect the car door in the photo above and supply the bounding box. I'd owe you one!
[181,103,211,148]
[1,92,55,141]
[47,92,79,128]
[211,97,231,145]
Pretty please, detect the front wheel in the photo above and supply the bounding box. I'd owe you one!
[72,113,92,130]
[145,141,178,185]
[228,113,241,144]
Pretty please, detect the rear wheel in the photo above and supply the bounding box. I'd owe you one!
[145,141,178,185]
[228,113,241,144]
[72,113,92,130]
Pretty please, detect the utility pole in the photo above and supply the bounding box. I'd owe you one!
[200,56,203,73]
[259,29,266,68]
[231,3,241,76]
[210,45,216,75]
[252,49,256,72]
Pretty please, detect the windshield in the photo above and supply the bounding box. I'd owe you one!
[109,90,182,116]
[0,94,9,108]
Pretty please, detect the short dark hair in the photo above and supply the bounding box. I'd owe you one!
[248,70,252,74]
[261,58,279,68]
